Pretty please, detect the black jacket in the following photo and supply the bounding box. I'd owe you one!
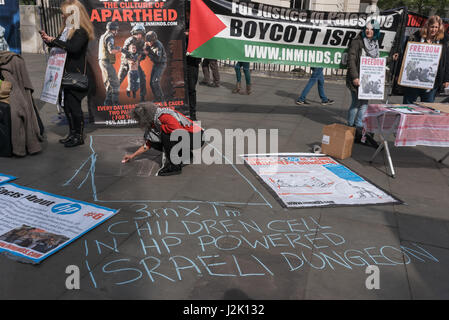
[48,28,94,99]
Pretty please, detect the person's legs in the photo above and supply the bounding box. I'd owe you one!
[150,63,166,102]
[298,68,319,102]
[209,59,220,86]
[233,62,242,93]
[315,68,330,102]
[347,90,360,127]
[403,87,421,104]
[200,59,211,85]
[242,62,251,85]
[241,62,251,94]
[186,62,199,120]
[63,90,84,147]
[158,131,182,175]
[420,88,437,102]
[138,66,147,102]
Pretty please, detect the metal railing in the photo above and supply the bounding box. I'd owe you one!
[217,60,347,78]
[37,0,64,39]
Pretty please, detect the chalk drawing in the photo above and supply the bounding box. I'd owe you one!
[63,135,272,207]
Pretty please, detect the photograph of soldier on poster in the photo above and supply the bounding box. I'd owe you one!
[85,0,186,126]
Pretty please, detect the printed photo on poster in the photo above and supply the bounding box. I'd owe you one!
[398,42,442,90]
[358,57,386,100]
[0,0,21,54]
[0,183,117,264]
[86,0,187,126]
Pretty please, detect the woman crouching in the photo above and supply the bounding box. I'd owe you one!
[122,102,204,176]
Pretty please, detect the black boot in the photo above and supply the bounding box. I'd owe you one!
[354,127,363,144]
[158,162,182,176]
[59,112,75,144]
[64,134,84,148]
[64,121,84,148]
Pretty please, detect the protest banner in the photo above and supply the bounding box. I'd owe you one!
[187,0,404,68]
[0,173,16,185]
[242,154,401,208]
[86,0,186,126]
[0,0,21,54]
[358,57,386,100]
[40,49,67,105]
[0,183,117,264]
[398,42,442,90]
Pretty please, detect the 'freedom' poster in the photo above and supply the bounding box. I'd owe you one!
[0,183,117,264]
[188,0,404,68]
[86,0,186,125]
[398,42,442,89]
[242,154,401,208]
[40,49,67,105]
[358,57,386,100]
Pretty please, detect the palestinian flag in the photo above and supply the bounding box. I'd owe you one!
[187,0,405,68]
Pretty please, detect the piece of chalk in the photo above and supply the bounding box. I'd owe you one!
[121,160,126,163]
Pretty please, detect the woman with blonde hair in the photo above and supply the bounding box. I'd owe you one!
[40,0,95,147]
[401,15,449,104]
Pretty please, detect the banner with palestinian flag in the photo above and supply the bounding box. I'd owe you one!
[187,0,405,68]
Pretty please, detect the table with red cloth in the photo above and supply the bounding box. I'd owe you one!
[362,104,449,177]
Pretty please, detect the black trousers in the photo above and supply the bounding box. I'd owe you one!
[155,130,204,164]
[63,89,84,133]
[186,63,199,115]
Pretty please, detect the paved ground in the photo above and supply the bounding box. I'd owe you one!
[1,53,449,300]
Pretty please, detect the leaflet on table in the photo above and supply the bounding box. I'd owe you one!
[0,174,16,185]
[0,183,118,264]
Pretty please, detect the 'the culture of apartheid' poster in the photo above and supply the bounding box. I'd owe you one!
[85,0,186,126]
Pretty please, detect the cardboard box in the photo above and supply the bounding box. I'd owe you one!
[321,124,356,160]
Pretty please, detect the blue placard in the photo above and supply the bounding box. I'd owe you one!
[323,164,365,182]
[0,0,21,54]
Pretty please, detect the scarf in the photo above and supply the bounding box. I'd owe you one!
[363,37,379,58]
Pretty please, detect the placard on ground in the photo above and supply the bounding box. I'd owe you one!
[242,154,402,208]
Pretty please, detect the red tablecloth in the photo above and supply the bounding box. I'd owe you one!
[363,104,449,147]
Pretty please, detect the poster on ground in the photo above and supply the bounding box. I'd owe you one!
[242,154,401,208]
[0,173,16,185]
[0,0,21,54]
[85,0,186,126]
[398,41,442,89]
[0,183,118,264]
[188,0,404,68]
[358,57,386,100]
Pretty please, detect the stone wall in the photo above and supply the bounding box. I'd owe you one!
[20,5,45,54]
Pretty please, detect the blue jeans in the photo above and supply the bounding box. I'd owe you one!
[347,90,368,128]
[403,87,437,104]
[235,62,251,85]
[297,67,328,102]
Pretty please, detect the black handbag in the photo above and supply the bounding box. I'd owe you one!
[62,58,88,91]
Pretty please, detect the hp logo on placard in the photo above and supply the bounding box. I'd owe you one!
[52,203,82,215]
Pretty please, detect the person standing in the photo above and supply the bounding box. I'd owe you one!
[232,61,251,95]
[98,21,121,106]
[295,67,334,105]
[185,3,201,120]
[401,16,449,104]
[346,19,384,147]
[118,23,147,102]
[144,31,167,102]
[200,58,220,87]
[40,0,94,148]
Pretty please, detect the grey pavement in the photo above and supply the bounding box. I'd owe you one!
[0,53,449,300]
